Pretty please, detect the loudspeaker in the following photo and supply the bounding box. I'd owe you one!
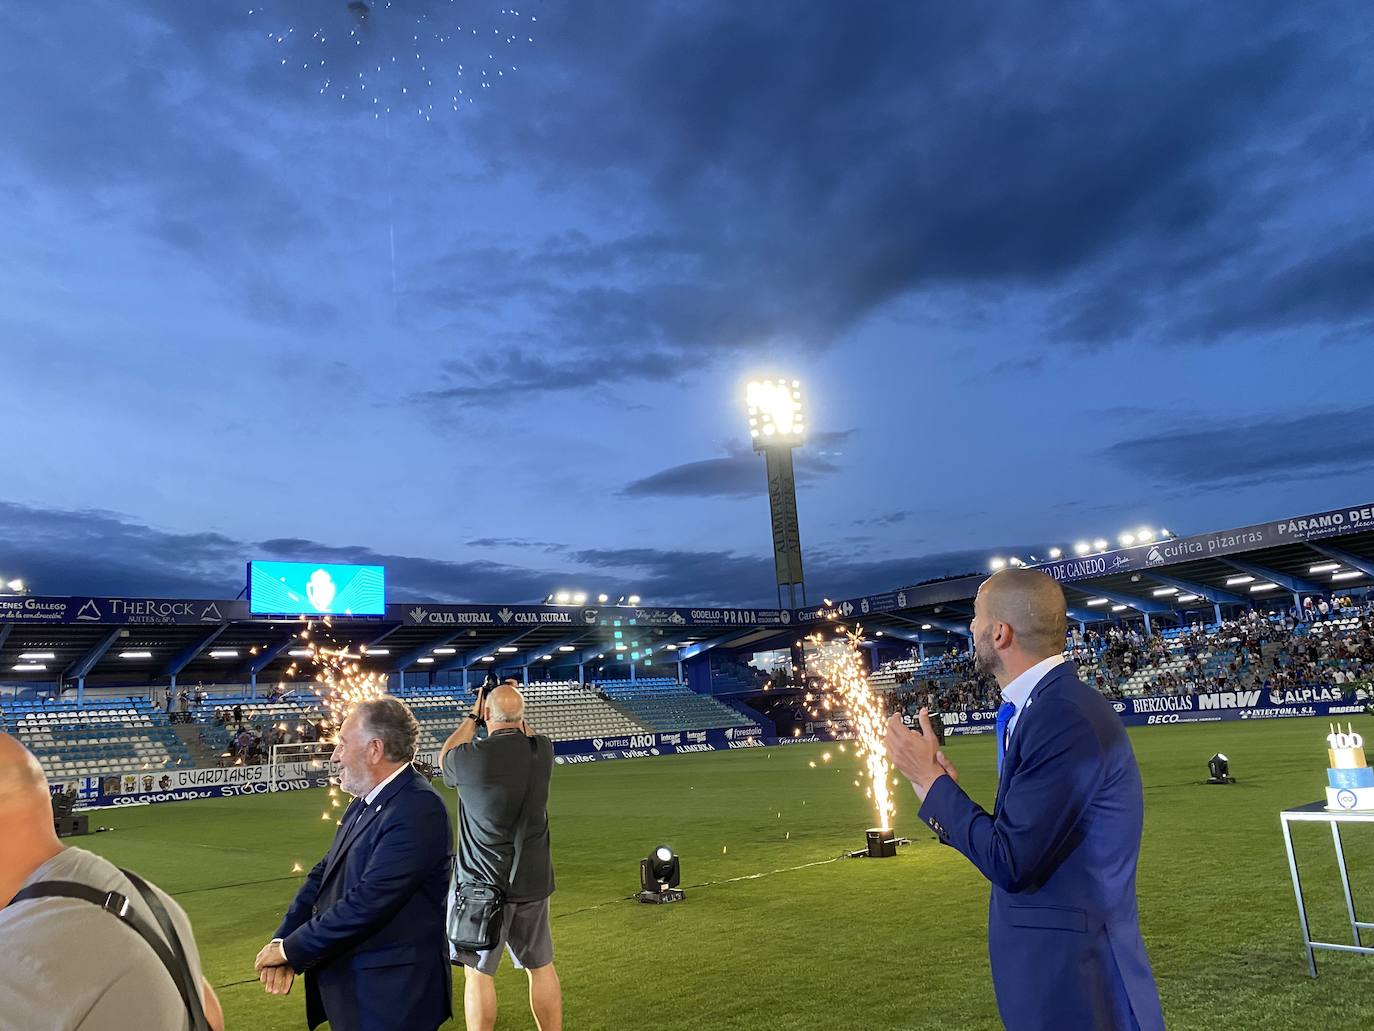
[55,814,89,838]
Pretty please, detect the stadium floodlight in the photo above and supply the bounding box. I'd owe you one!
[1225,575,1255,586]
[554,591,571,605]
[1333,571,1365,581]
[1119,533,1136,547]
[572,592,587,604]
[746,379,805,448]
[1137,528,1156,543]
[627,595,641,605]
[120,651,153,660]
[1073,541,1091,556]
[989,558,1007,571]
[208,649,239,659]
[597,593,609,603]
[1159,528,1172,538]
[1207,753,1235,785]
[1310,563,1341,574]
[1048,547,1062,559]
[3,578,24,592]
[1007,557,1026,568]
[638,845,684,904]
[1093,539,1109,552]
[12,663,46,672]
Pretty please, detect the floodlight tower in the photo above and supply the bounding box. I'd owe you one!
[746,378,808,608]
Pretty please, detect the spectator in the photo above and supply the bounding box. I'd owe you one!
[0,734,224,1030]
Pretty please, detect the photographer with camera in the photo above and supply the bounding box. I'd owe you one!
[440,679,562,1031]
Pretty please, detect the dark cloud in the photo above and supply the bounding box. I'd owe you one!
[1101,404,1374,488]
[1191,231,1374,336]
[621,431,853,499]
[0,504,561,604]
[0,500,997,608]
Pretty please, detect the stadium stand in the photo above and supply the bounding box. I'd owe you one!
[869,600,1374,712]
[2,698,195,778]
[595,677,757,731]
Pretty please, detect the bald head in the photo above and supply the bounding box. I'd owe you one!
[0,733,49,805]
[974,569,1068,676]
[0,734,62,892]
[487,684,525,724]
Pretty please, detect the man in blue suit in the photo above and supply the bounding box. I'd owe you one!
[255,696,453,1031]
[885,568,1165,1031]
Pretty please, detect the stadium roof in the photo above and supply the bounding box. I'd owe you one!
[1,501,1371,688]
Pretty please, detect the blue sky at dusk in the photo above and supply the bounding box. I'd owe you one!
[2,1,1373,606]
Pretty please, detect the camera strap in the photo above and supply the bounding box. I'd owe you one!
[6,869,212,1031]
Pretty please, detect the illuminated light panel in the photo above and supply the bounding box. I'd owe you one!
[433,647,457,655]
[1177,594,1200,602]
[417,657,434,664]
[120,651,153,659]
[1086,598,1110,606]
[1250,583,1279,593]
[1226,575,1255,586]
[1152,588,1178,597]
[18,652,55,661]
[1333,571,1366,581]
[1111,604,1128,612]
[208,650,240,659]
[1310,563,1341,574]
[12,663,46,672]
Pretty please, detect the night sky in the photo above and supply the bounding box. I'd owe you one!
[3,2,1373,606]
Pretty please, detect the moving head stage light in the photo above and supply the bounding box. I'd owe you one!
[1207,753,1235,785]
[638,845,684,904]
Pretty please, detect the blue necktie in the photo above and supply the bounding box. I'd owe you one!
[995,701,1017,776]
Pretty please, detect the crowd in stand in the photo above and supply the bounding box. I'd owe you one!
[873,597,1374,713]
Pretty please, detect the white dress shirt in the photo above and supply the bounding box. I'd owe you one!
[1001,654,1067,741]
[363,763,407,806]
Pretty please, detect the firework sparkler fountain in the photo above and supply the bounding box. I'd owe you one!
[805,622,906,858]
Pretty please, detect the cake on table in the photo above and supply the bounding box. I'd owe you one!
[1326,724,1374,811]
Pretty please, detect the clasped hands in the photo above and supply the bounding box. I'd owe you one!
[883,707,959,801]
[255,939,295,996]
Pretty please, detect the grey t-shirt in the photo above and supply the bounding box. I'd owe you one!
[0,847,206,1031]
[442,729,555,903]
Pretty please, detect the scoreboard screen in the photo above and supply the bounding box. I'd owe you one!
[248,561,386,616]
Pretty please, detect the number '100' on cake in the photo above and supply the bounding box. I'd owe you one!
[1327,724,1374,812]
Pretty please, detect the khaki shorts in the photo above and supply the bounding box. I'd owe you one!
[451,897,554,976]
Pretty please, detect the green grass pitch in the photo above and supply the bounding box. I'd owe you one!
[74,719,1374,1030]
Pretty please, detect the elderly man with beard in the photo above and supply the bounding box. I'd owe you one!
[255,696,452,1031]
[884,569,1165,1031]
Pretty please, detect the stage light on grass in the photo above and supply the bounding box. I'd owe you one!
[1207,753,1235,784]
[638,845,684,904]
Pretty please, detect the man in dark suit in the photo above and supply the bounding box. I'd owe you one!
[255,696,452,1031]
[885,568,1165,1031]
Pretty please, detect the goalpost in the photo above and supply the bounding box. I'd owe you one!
[269,742,337,792]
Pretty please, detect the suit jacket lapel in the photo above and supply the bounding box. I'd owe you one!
[321,767,416,885]
[993,663,1076,815]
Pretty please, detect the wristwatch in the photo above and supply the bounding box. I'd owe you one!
[466,712,484,724]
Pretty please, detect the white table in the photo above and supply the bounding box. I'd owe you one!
[1280,801,1374,977]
